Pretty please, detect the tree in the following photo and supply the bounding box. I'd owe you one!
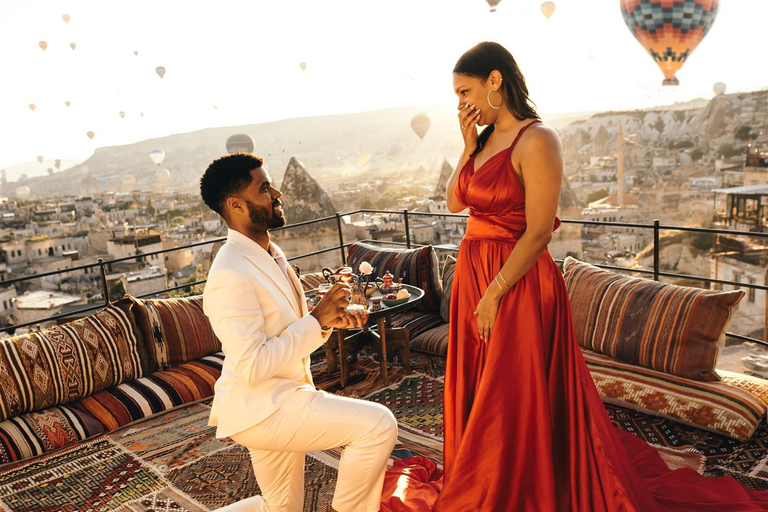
[586,188,609,203]
[146,202,157,217]
[690,148,704,161]
[718,143,740,158]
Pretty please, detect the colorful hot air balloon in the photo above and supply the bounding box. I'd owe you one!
[39,41,47,51]
[134,50,138,56]
[356,153,372,169]
[62,14,70,23]
[620,0,719,86]
[541,1,555,18]
[119,111,125,118]
[226,134,255,154]
[300,62,307,71]
[55,159,61,169]
[16,186,30,197]
[65,101,71,107]
[70,42,76,50]
[713,81,726,95]
[486,0,501,12]
[213,104,218,110]
[149,149,165,165]
[86,131,94,139]
[37,156,43,163]
[155,66,166,78]
[28,104,35,111]
[155,168,170,183]
[411,113,431,140]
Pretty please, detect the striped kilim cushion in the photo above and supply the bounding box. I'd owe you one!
[346,242,443,314]
[411,323,450,356]
[440,257,456,324]
[390,312,445,342]
[0,303,145,422]
[126,295,221,371]
[299,271,328,292]
[0,404,105,465]
[583,350,767,441]
[563,257,744,381]
[72,352,223,432]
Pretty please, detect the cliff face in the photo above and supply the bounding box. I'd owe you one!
[279,157,338,229]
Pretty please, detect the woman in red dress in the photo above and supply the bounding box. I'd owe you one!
[380,41,768,512]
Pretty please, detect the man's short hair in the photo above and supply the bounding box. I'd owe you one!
[200,153,264,218]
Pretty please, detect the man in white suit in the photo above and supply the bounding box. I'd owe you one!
[200,153,397,512]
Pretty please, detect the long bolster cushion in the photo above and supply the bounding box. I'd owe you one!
[582,349,767,441]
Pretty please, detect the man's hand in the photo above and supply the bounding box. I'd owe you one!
[309,283,368,330]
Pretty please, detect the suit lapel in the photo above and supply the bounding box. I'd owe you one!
[227,230,301,317]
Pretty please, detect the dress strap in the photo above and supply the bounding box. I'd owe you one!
[508,119,542,154]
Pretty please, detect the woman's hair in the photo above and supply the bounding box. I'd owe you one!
[454,41,539,154]
[200,152,263,218]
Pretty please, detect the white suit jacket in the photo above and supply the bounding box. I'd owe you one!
[203,228,330,438]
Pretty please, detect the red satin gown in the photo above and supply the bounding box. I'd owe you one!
[380,120,768,512]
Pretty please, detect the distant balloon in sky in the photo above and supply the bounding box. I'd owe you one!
[540,1,555,18]
[410,113,431,140]
[486,0,501,12]
[134,51,139,56]
[357,153,371,169]
[123,175,136,186]
[39,41,47,51]
[62,14,70,23]
[300,62,307,71]
[65,101,70,107]
[713,82,726,95]
[213,104,218,110]
[139,112,144,117]
[388,142,405,155]
[119,111,126,118]
[226,134,255,154]
[37,156,43,163]
[47,168,54,176]
[16,186,30,197]
[70,42,76,50]
[149,149,165,164]
[86,131,94,139]
[28,104,35,111]
[155,168,170,183]
[620,0,719,86]
[55,159,61,169]
[155,66,166,78]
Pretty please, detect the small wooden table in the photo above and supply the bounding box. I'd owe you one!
[322,284,424,387]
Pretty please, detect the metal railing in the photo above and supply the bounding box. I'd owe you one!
[2,208,767,348]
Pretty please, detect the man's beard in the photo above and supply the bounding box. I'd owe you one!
[246,199,286,230]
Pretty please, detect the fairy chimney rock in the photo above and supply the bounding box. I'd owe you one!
[279,157,338,232]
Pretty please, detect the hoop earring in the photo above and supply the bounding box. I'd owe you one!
[487,88,501,110]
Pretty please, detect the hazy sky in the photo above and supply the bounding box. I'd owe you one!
[0,0,765,169]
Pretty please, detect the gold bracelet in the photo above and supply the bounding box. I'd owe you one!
[497,272,510,291]
[495,275,507,294]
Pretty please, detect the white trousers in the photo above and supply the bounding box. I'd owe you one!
[215,388,398,512]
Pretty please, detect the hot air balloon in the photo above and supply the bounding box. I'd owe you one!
[300,62,307,71]
[149,149,165,165]
[134,51,138,56]
[541,1,555,18]
[388,142,405,155]
[226,134,255,154]
[357,153,372,169]
[47,168,54,176]
[16,186,30,197]
[65,101,70,107]
[213,104,218,110]
[62,14,70,23]
[55,159,61,169]
[411,113,431,140]
[29,104,35,111]
[139,112,144,117]
[122,175,136,186]
[70,42,76,50]
[155,168,170,183]
[486,0,501,12]
[86,131,94,139]
[713,82,726,95]
[119,111,125,118]
[155,66,166,78]
[37,156,43,163]
[620,0,719,86]
[39,41,47,51]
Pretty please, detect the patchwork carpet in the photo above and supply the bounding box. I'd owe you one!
[1,351,766,511]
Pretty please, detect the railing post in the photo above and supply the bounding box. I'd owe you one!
[335,212,346,266]
[653,219,660,282]
[98,258,110,305]
[403,209,411,249]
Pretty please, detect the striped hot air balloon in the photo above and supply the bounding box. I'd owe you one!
[620,0,719,86]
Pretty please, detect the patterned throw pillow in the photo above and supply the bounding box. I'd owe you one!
[346,242,443,314]
[299,271,328,292]
[0,304,145,422]
[124,295,221,371]
[440,256,456,324]
[563,257,744,381]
